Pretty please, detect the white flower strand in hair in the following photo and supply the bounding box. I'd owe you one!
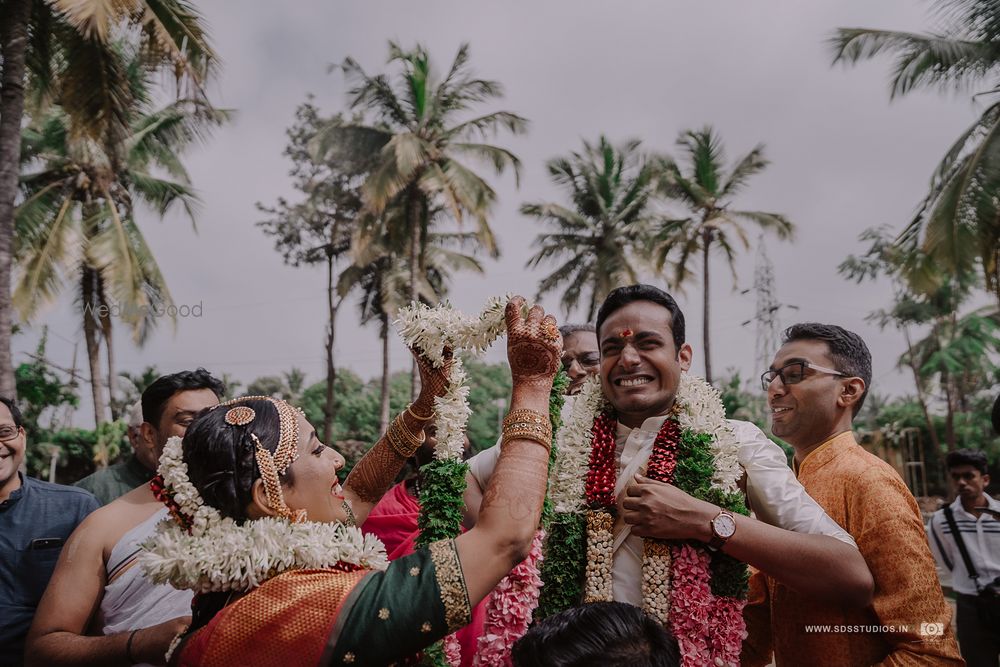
[140,436,388,593]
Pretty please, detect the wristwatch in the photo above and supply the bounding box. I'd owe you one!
[708,509,737,550]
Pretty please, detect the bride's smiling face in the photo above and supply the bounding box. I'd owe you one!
[279,414,349,524]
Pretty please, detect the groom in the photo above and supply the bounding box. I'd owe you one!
[466,284,873,606]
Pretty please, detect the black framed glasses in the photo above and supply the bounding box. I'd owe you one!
[760,361,845,391]
[0,424,21,442]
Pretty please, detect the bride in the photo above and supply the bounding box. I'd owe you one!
[140,297,561,666]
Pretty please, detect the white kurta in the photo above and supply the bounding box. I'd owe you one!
[468,416,856,606]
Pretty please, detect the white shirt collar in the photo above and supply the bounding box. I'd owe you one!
[615,414,669,440]
[949,493,1000,519]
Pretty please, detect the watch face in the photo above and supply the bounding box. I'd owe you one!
[713,513,737,539]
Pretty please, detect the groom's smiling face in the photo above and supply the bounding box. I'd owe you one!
[598,300,693,428]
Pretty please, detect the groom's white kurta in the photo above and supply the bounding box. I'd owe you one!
[468,415,855,606]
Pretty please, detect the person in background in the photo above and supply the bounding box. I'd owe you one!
[928,448,1000,667]
[744,323,962,665]
[511,601,680,667]
[26,370,225,667]
[559,323,599,396]
[75,401,156,505]
[0,397,99,665]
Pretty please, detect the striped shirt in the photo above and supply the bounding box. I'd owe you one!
[928,494,1000,596]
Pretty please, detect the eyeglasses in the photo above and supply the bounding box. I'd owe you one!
[760,361,845,391]
[0,424,22,442]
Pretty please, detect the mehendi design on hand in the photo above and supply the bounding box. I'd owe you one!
[344,440,407,504]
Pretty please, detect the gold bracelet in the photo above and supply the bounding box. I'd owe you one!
[501,409,552,450]
[406,403,435,421]
[386,413,425,458]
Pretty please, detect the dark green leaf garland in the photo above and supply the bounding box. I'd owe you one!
[541,370,569,527]
[537,370,592,620]
[416,458,470,547]
[415,370,568,664]
[673,428,750,599]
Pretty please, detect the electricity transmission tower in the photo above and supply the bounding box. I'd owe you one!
[741,239,796,377]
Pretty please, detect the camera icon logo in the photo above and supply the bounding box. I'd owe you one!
[920,622,944,636]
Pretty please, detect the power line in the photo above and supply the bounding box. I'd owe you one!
[741,239,797,377]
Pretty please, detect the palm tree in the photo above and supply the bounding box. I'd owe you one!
[524,136,657,321]
[831,1,1000,303]
[0,0,216,399]
[14,53,228,425]
[653,127,794,384]
[313,41,526,397]
[339,222,484,435]
[258,105,361,444]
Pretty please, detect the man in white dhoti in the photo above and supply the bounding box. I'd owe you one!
[27,370,225,666]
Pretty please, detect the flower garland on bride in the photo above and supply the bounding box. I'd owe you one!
[540,373,751,667]
[140,434,389,594]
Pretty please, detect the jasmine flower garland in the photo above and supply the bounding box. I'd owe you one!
[139,436,388,594]
[543,372,749,667]
[394,297,511,667]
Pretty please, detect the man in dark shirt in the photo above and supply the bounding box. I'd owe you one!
[0,396,99,665]
[74,402,154,505]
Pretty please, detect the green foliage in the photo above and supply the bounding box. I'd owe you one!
[464,359,513,453]
[654,127,794,382]
[415,459,469,547]
[718,371,767,429]
[831,4,1000,300]
[541,370,569,526]
[535,513,586,620]
[24,428,97,483]
[15,329,78,434]
[93,419,129,468]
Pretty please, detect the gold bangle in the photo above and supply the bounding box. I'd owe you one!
[501,409,552,450]
[406,403,435,421]
[386,413,424,458]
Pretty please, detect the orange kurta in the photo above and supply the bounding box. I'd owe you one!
[742,431,963,666]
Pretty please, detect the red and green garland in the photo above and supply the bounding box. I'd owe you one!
[542,373,750,667]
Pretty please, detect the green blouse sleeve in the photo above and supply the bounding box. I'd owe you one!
[325,539,472,666]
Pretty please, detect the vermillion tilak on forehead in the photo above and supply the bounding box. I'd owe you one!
[594,285,693,429]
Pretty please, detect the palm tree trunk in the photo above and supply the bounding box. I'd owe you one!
[0,0,33,400]
[408,188,421,401]
[902,328,942,455]
[97,284,117,421]
[379,312,391,437]
[81,268,109,427]
[942,373,957,452]
[701,230,713,384]
[323,251,338,444]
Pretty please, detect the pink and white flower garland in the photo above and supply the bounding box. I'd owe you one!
[471,530,545,667]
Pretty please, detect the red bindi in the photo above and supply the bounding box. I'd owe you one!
[620,328,633,338]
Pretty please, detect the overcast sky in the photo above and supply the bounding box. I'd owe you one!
[13,0,988,427]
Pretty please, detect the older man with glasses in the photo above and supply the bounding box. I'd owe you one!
[742,323,962,666]
[0,397,99,665]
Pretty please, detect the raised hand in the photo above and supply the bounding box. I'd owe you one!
[413,346,453,411]
[504,296,562,398]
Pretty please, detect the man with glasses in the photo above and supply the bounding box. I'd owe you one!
[0,397,99,664]
[464,287,876,618]
[742,323,962,666]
